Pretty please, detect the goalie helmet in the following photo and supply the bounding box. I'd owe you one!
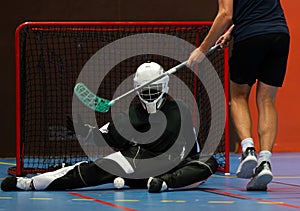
[133,62,169,114]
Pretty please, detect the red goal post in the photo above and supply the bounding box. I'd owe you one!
[11,21,230,176]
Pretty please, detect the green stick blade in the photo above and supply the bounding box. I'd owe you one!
[74,83,111,112]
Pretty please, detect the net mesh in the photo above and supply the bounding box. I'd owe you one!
[11,22,228,176]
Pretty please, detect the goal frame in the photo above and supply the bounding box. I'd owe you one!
[13,21,230,176]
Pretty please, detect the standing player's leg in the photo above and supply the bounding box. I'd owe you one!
[246,82,276,190]
[247,33,289,190]
[230,81,258,178]
[256,82,278,152]
[229,37,266,179]
[230,82,252,140]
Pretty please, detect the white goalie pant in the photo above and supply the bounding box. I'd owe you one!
[32,162,86,190]
[31,151,134,190]
[104,151,134,174]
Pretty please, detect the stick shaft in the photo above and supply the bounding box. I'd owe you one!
[111,44,220,104]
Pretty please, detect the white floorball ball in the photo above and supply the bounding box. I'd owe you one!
[114,177,125,189]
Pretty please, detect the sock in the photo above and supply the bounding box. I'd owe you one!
[241,137,254,153]
[258,150,272,165]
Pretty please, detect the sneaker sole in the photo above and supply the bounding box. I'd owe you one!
[236,156,257,178]
[246,169,273,191]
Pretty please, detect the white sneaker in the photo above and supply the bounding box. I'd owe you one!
[236,147,258,178]
[247,161,273,191]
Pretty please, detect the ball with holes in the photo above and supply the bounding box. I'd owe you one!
[113,177,125,189]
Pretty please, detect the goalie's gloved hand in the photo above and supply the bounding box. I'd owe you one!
[66,115,89,137]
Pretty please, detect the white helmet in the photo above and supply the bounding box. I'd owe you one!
[133,62,169,114]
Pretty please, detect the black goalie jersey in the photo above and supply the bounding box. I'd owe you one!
[102,98,199,160]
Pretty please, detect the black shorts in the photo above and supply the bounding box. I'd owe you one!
[229,33,290,87]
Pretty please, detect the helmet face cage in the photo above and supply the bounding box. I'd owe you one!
[138,83,164,103]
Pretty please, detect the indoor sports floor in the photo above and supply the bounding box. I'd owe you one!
[1,153,300,211]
